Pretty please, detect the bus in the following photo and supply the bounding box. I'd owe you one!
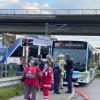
[0,35,52,76]
[0,35,52,77]
[52,40,98,83]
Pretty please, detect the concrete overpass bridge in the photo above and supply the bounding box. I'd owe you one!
[1,9,100,35]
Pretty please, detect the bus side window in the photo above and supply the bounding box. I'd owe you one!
[10,46,23,57]
[29,45,38,58]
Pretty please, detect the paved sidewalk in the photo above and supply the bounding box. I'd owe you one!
[9,87,75,100]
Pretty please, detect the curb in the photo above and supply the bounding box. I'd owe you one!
[66,89,75,100]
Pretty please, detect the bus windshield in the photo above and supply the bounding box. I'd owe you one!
[53,48,87,72]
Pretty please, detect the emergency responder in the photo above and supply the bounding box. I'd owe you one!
[46,54,54,68]
[22,61,42,100]
[45,54,54,91]
[65,54,73,93]
[53,56,61,94]
[59,54,65,89]
[41,61,53,100]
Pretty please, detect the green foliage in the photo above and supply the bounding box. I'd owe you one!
[96,70,100,78]
[0,83,24,100]
[96,62,100,69]
[96,74,100,78]
[97,63,100,70]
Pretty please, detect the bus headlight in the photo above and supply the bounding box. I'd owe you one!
[80,72,88,78]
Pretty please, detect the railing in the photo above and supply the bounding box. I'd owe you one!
[0,76,22,87]
[0,9,100,15]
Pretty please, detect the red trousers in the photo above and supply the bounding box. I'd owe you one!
[42,87,50,100]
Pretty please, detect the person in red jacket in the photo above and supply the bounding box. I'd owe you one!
[41,61,53,100]
[23,61,41,100]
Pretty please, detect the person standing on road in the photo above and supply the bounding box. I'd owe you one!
[53,56,61,94]
[59,54,65,89]
[45,55,54,91]
[45,54,54,69]
[22,61,41,100]
[65,54,73,93]
[41,61,53,100]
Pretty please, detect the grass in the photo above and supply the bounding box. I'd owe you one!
[0,83,24,100]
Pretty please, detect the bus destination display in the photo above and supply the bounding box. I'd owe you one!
[53,41,87,49]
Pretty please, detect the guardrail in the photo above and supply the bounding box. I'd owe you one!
[0,9,100,15]
[0,76,22,87]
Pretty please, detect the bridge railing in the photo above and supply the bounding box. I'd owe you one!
[0,9,100,15]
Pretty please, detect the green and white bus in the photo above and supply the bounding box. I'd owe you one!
[52,40,98,83]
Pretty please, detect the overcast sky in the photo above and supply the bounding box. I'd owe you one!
[1,0,100,9]
[0,0,100,47]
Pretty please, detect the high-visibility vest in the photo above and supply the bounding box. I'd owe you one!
[60,59,65,75]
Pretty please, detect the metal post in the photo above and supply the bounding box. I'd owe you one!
[26,47,29,64]
[45,23,48,36]
[24,46,29,64]
[38,45,41,55]
[5,46,8,77]
[24,47,27,64]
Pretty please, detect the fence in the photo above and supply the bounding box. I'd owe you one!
[0,76,22,87]
[0,9,100,15]
[0,63,18,78]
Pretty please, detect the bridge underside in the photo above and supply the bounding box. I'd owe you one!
[1,14,100,35]
[0,24,100,36]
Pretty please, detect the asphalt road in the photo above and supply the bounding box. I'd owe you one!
[71,78,100,100]
[9,86,75,100]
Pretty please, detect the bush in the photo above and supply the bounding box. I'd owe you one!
[0,83,24,100]
[96,70,100,78]
[97,63,100,70]
[96,74,100,78]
